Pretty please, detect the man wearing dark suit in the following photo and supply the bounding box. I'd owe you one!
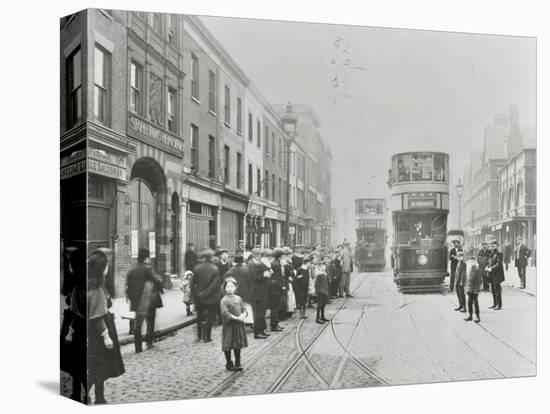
[487,240,505,310]
[269,248,285,332]
[454,251,467,312]
[247,248,271,339]
[503,240,513,271]
[477,242,491,291]
[449,240,462,293]
[514,237,532,289]
[126,248,164,353]
[184,243,198,272]
[191,249,221,342]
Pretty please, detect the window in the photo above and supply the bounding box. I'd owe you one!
[264,170,269,199]
[397,154,412,182]
[167,15,176,45]
[434,153,447,182]
[130,61,143,115]
[224,146,230,184]
[279,137,283,166]
[152,13,161,32]
[208,136,216,178]
[272,132,276,160]
[237,98,242,135]
[257,120,261,148]
[272,174,276,202]
[191,54,199,101]
[224,86,231,126]
[248,163,253,194]
[167,87,177,132]
[94,45,110,124]
[208,70,215,112]
[279,177,282,204]
[265,126,269,156]
[236,152,242,189]
[248,113,253,141]
[257,168,261,196]
[67,47,82,128]
[190,124,199,171]
[411,153,433,181]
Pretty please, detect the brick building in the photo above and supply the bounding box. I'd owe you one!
[60,10,333,297]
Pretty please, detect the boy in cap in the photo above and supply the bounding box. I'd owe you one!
[453,251,467,312]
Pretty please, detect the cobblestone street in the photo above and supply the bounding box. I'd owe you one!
[62,270,535,404]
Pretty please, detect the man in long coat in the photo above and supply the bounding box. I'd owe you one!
[453,251,467,312]
[477,242,491,291]
[449,240,462,292]
[514,237,531,289]
[487,240,505,310]
[247,248,271,339]
[126,248,164,353]
[191,249,221,342]
[339,242,353,297]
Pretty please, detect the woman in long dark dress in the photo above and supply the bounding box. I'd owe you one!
[293,257,311,319]
[220,277,248,371]
[87,249,125,404]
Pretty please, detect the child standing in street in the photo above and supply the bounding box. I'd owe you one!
[315,263,330,324]
[180,270,193,316]
[220,277,248,371]
[294,257,311,319]
[465,256,482,323]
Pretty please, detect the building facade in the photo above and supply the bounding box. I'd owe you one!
[60,10,333,297]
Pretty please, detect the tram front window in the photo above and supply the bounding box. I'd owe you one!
[395,213,447,245]
[397,154,411,182]
[434,153,447,182]
[411,153,433,181]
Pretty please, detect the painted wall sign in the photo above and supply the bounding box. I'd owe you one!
[128,114,184,156]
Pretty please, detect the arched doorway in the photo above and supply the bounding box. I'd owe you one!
[170,192,180,275]
[129,157,166,272]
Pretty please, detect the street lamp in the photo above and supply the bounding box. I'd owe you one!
[281,102,298,247]
[456,179,464,229]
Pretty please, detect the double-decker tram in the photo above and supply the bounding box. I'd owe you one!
[388,152,449,292]
[354,198,387,272]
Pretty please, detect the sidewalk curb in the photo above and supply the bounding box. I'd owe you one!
[118,317,198,346]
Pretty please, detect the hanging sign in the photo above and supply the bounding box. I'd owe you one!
[149,232,156,258]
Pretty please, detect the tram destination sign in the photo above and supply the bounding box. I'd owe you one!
[409,192,437,209]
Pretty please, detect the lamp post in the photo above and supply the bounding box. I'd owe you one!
[281,102,297,247]
[456,179,464,229]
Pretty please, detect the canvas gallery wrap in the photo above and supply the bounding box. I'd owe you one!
[60,8,537,405]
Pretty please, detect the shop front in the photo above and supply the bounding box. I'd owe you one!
[220,193,247,253]
[245,201,264,249]
[264,208,279,248]
[186,185,220,251]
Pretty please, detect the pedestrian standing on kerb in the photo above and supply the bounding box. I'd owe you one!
[514,237,531,289]
[180,270,194,316]
[191,248,221,342]
[126,248,164,353]
[453,251,467,312]
[220,277,248,371]
[487,240,505,310]
[340,242,354,297]
[184,243,198,272]
[465,256,482,323]
[315,263,330,324]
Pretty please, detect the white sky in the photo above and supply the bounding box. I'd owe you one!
[199,16,536,242]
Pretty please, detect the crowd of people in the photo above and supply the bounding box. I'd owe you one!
[448,236,532,323]
[60,240,356,403]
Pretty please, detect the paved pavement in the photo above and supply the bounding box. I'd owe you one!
[61,269,536,404]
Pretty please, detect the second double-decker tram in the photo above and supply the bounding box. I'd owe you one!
[389,152,450,292]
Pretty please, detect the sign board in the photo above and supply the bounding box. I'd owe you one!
[288,226,296,235]
[409,199,436,208]
[149,232,156,258]
[264,208,278,219]
[128,114,184,157]
[189,186,219,206]
[60,160,86,179]
[88,159,126,181]
[130,230,138,258]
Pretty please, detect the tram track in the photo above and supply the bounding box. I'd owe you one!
[207,274,369,397]
[268,274,371,393]
[328,274,390,388]
[440,292,535,366]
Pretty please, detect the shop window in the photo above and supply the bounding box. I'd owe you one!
[188,201,202,215]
